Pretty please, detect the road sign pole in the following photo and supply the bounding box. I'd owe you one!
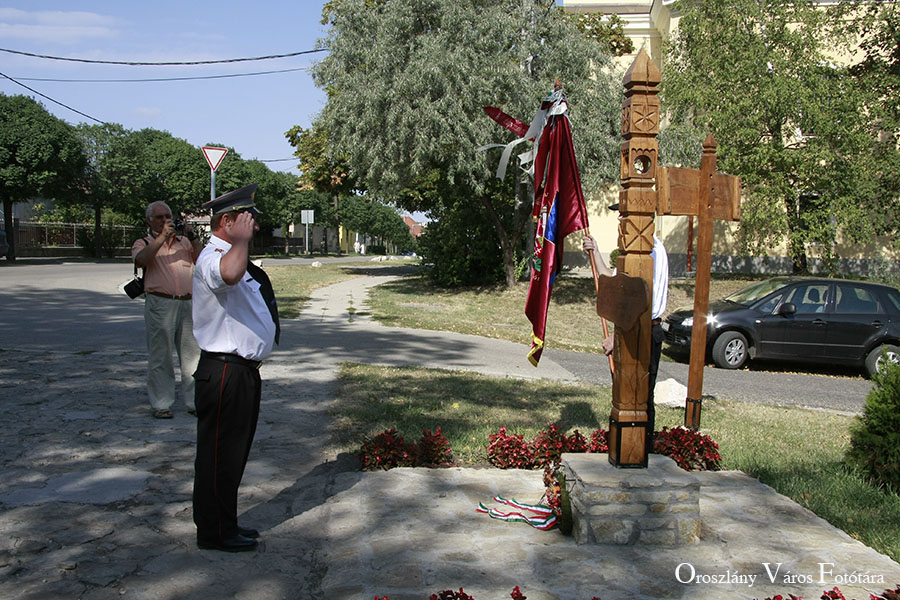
[201,146,228,203]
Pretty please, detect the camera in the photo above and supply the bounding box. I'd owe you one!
[173,218,185,233]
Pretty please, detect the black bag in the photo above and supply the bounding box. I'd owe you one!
[124,276,145,299]
[123,237,149,299]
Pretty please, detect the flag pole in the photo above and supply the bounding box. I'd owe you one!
[584,229,615,376]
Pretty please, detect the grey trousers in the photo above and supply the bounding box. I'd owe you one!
[144,294,200,411]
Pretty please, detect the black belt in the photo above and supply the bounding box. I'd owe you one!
[651,318,662,325]
[148,291,192,301]
[200,351,262,369]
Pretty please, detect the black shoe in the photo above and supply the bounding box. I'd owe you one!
[197,534,258,552]
[238,526,259,538]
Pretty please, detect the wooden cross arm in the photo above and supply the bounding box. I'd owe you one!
[656,166,741,221]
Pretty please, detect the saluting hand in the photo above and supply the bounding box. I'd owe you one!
[225,211,257,243]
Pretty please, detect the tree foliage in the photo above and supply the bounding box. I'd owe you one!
[0,96,306,256]
[0,94,85,260]
[838,0,900,249]
[311,0,622,286]
[285,124,353,196]
[562,12,634,57]
[339,194,415,251]
[662,0,898,273]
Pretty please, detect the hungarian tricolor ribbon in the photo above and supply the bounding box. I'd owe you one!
[476,495,558,530]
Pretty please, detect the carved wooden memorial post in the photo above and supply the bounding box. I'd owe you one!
[597,50,742,467]
[606,51,660,467]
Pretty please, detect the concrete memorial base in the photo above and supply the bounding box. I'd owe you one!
[562,452,701,546]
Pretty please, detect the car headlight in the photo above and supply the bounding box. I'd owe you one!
[681,314,716,328]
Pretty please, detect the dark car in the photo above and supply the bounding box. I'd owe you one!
[663,277,900,377]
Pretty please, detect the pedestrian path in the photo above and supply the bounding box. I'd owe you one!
[0,265,897,600]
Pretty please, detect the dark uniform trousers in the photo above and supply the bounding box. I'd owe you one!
[648,321,665,439]
[192,353,261,541]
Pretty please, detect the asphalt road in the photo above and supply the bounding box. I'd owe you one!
[0,257,873,414]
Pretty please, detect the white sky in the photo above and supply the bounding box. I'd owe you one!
[0,1,330,175]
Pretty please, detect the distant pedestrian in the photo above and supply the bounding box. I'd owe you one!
[132,201,202,419]
[191,183,280,553]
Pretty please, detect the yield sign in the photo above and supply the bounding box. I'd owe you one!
[201,146,228,171]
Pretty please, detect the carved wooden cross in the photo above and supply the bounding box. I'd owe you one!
[594,50,741,468]
[658,137,741,431]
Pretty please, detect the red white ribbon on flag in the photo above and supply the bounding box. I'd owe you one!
[478,90,568,180]
[476,495,557,530]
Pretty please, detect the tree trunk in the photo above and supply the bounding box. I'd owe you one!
[479,195,516,288]
[480,189,533,289]
[790,238,809,274]
[94,205,102,259]
[3,198,15,262]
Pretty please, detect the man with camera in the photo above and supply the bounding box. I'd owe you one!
[132,201,203,419]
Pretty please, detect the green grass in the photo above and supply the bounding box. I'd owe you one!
[367,272,760,354]
[333,363,900,563]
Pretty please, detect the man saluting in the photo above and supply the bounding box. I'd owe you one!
[191,183,280,552]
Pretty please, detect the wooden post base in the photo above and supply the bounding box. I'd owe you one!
[684,397,702,430]
[608,416,650,468]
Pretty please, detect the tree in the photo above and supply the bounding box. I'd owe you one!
[0,94,85,261]
[662,0,887,273]
[838,1,900,252]
[311,0,621,286]
[74,123,148,257]
[132,128,209,217]
[285,124,353,196]
[338,194,414,252]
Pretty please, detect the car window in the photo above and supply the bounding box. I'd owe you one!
[726,278,791,305]
[886,289,900,313]
[757,293,783,314]
[834,284,883,314]
[784,284,830,314]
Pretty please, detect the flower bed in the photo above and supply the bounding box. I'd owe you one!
[374,584,900,600]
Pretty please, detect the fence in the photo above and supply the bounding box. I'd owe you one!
[0,221,144,248]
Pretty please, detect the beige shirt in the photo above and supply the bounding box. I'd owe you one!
[131,235,194,297]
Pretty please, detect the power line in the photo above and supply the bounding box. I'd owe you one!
[0,46,326,66]
[9,66,310,83]
[0,70,104,124]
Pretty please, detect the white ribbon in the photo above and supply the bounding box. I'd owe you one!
[478,90,568,180]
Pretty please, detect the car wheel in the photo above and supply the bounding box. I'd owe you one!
[712,331,749,369]
[864,344,900,379]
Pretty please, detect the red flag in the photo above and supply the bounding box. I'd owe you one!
[524,99,588,366]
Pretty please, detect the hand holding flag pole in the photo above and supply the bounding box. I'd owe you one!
[584,231,615,376]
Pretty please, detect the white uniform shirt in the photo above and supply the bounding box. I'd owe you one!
[192,235,276,361]
[651,235,669,320]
